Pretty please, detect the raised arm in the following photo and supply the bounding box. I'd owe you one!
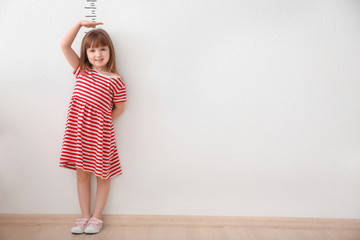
[60,21,104,70]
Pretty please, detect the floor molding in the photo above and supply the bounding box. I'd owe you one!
[0,214,359,229]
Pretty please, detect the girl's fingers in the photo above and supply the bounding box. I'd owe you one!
[93,22,104,26]
[81,20,104,28]
[90,22,103,28]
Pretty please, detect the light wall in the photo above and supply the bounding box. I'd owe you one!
[1,0,360,219]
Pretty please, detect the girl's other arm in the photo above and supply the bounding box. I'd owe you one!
[112,102,126,121]
[60,21,103,70]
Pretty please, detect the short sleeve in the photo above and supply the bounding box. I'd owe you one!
[113,76,127,103]
[73,65,81,79]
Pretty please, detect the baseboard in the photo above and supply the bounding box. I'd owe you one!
[0,214,359,229]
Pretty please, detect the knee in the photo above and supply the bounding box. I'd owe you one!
[77,169,92,182]
[96,177,110,185]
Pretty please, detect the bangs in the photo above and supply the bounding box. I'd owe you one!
[84,31,109,49]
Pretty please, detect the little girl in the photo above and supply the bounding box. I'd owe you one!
[59,20,127,234]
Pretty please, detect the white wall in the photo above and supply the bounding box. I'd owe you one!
[1,0,360,219]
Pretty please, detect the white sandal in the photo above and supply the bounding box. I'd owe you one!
[71,218,89,234]
[84,217,103,234]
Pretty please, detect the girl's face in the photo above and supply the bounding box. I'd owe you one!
[86,45,110,70]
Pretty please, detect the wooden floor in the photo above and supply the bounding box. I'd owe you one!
[2,225,360,240]
[1,215,360,240]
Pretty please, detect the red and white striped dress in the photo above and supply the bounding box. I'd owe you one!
[60,65,127,179]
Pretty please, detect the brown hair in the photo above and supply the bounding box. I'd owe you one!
[79,28,118,75]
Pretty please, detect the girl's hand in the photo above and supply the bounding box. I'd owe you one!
[79,20,104,28]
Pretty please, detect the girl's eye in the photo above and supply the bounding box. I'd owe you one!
[101,48,106,51]
[89,49,95,52]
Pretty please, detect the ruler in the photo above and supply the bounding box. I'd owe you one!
[84,0,97,34]
[84,0,97,22]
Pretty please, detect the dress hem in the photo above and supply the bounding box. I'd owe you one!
[59,164,122,180]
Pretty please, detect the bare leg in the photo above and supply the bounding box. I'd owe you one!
[92,177,111,220]
[76,169,92,219]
